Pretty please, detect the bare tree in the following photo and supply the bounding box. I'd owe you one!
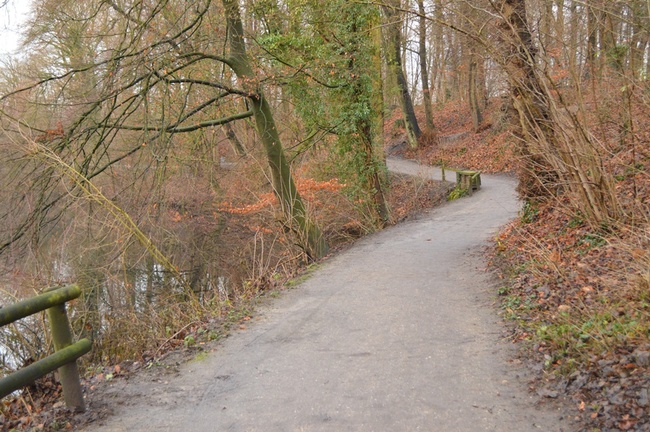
[492,0,621,226]
[0,0,328,263]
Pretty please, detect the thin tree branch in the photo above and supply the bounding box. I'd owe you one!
[105,110,253,133]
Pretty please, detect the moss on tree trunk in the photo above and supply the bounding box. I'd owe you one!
[222,0,328,259]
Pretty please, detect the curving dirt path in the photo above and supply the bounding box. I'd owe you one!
[83,158,567,431]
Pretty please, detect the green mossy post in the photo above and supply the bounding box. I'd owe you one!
[46,302,87,411]
[456,170,482,195]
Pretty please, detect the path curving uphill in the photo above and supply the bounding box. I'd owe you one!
[84,158,566,431]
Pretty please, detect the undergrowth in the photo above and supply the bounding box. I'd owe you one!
[493,201,649,430]
[447,187,469,201]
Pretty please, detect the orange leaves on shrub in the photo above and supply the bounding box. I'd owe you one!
[219,193,277,215]
[218,178,345,215]
[243,224,274,235]
[295,178,345,201]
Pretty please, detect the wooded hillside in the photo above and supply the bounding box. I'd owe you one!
[0,1,648,430]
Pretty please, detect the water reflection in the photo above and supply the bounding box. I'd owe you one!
[0,258,233,373]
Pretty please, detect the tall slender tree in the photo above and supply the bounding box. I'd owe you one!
[383,0,421,148]
[493,0,620,226]
[418,0,436,132]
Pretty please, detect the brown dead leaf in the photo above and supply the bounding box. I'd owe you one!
[549,250,562,264]
[631,248,645,259]
[618,420,636,430]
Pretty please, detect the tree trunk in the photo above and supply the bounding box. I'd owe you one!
[368,17,390,225]
[568,0,579,78]
[541,0,554,55]
[348,3,391,226]
[495,0,620,227]
[383,0,421,148]
[222,0,328,260]
[599,1,618,71]
[460,1,483,132]
[431,0,445,103]
[223,121,246,156]
[468,51,483,132]
[418,0,435,132]
[555,0,566,71]
[496,0,558,198]
[586,1,598,79]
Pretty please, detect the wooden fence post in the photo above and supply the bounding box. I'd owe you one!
[46,301,86,412]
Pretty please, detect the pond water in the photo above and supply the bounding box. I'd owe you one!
[0,260,232,375]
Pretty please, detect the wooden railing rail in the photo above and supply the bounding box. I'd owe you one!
[0,284,91,412]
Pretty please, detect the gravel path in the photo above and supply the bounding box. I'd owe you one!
[84,158,567,431]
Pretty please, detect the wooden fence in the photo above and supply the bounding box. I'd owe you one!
[0,284,91,411]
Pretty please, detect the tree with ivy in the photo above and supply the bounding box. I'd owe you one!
[255,0,389,227]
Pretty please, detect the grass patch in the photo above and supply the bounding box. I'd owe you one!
[285,263,321,288]
[492,205,650,430]
[447,187,469,200]
[191,351,210,362]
